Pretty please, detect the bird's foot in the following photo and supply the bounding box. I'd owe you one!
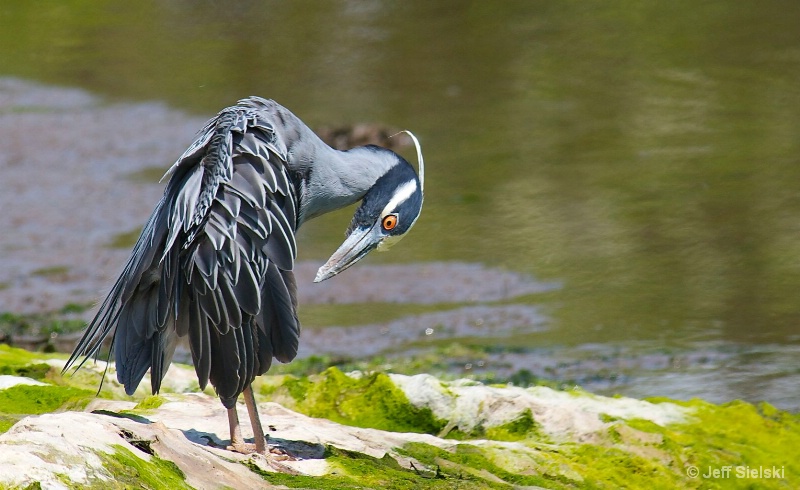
[227,439,294,460]
[227,441,265,455]
[227,432,268,455]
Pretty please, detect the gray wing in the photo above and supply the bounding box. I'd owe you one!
[64,97,301,406]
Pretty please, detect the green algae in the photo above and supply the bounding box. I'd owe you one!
[484,408,541,442]
[98,445,191,490]
[244,458,363,490]
[398,442,556,488]
[0,346,113,399]
[248,445,511,490]
[399,440,678,489]
[325,446,506,490]
[133,395,167,411]
[560,444,685,488]
[266,367,446,435]
[0,344,58,381]
[0,385,93,416]
[683,399,799,474]
[0,363,51,380]
[0,384,94,435]
[0,347,99,419]
[529,398,800,489]
[0,414,19,433]
[651,399,799,488]
[245,448,420,490]
[0,344,50,365]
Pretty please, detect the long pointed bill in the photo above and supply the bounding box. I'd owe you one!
[314,223,382,283]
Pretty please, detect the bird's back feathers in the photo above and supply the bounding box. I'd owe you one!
[64,97,301,406]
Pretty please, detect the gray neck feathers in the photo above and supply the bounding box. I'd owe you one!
[294,146,398,225]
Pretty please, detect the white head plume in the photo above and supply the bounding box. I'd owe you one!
[392,130,424,196]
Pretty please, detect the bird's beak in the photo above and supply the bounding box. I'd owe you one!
[314,223,382,282]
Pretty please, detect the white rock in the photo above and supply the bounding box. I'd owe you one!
[0,375,47,390]
[390,373,689,440]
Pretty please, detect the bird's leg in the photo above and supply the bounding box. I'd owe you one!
[243,384,267,454]
[225,387,266,455]
[227,405,248,454]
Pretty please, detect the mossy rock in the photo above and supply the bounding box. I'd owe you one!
[263,367,447,435]
[0,347,797,488]
[98,445,191,490]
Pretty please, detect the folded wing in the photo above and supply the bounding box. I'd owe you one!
[64,97,301,407]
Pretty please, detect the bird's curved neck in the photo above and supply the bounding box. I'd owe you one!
[294,145,398,225]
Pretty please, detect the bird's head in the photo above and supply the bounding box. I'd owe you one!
[315,132,424,282]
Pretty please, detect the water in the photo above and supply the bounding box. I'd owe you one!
[0,1,798,410]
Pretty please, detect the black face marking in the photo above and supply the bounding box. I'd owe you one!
[347,155,422,236]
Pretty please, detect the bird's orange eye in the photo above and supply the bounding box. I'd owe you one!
[382,214,398,231]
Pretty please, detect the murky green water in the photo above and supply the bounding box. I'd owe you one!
[2,1,799,409]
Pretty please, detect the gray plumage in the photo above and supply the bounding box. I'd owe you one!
[64,97,424,422]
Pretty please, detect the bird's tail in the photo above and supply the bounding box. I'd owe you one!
[63,197,177,395]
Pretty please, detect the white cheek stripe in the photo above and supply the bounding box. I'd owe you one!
[381,179,418,218]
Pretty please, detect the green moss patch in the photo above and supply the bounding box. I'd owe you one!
[133,395,167,411]
[0,346,123,400]
[0,344,49,365]
[484,408,541,442]
[561,443,684,488]
[513,398,799,489]
[98,445,191,490]
[265,367,446,435]
[244,458,366,490]
[326,445,504,490]
[0,413,20,433]
[0,384,93,416]
[398,442,557,488]
[249,445,512,490]
[0,346,60,384]
[0,383,94,435]
[0,362,51,380]
[668,399,799,488]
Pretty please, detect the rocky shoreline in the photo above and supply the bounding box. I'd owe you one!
[0,344,797,489]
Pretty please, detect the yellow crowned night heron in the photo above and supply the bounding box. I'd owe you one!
[64,97,424,454]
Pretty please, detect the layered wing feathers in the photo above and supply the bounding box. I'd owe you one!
[64,98,301,405]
